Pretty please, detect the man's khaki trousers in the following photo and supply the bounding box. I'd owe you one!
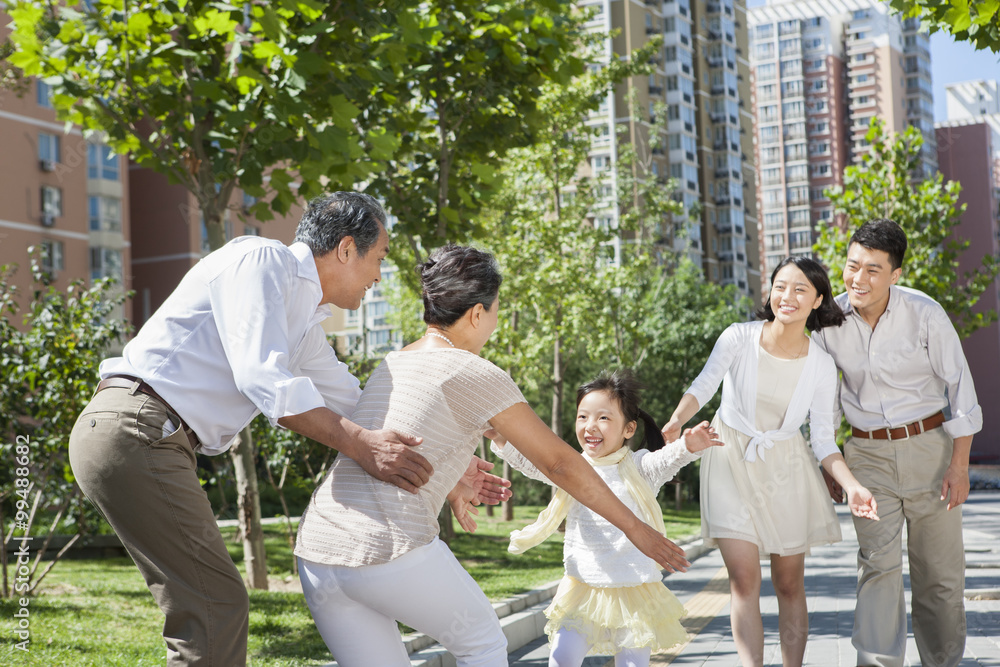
[69,386,249,666]
[845,427,966,667]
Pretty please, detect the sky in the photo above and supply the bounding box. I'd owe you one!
[930,31,1000,122]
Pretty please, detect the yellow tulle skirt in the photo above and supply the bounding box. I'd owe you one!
[543,576,688,656]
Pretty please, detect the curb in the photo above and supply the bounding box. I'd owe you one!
[407,536,713,667]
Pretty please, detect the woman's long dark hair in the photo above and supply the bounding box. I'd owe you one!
[576,369,664,452]
[755,256,845,331]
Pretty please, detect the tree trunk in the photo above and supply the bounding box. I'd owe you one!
[438,505,455,544]
[501,460,513,522]
[230,426,268,590]
[550,333,563,436]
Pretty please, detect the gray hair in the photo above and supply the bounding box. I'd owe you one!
[294,192,386,257]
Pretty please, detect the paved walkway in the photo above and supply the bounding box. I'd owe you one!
[505,491,1000,667]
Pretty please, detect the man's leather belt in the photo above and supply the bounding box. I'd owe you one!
[851,411,945,441]
[96,375,201,449]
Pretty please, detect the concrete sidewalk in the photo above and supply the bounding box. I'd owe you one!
[505,491,1000,666]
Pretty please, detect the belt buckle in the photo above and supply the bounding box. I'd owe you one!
[887,424,911,441]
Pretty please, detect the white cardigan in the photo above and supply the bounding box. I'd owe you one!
[686,320,840,463]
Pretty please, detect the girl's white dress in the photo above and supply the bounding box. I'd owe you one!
[687,320,842,557]
[493,441,697,655]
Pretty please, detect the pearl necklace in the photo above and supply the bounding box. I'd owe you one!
[424,331,455,348]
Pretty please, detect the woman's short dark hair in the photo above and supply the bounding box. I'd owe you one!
[850,218,908,270]
[755,256,846,332]
[417,244,502,327]
[294,192,386,257]
[577,369,665,452]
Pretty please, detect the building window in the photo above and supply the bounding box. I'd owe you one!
[91,247,123,283]
[591,155,611,172]
[38,133,61,165]
[89,196,122,232]
[41,240,65,273]
[41,186,62,218]
[88,143,120,181]
[36,80,53,108]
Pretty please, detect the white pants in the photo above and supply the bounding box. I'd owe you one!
[299,538,508,667]
[549,627,652,667]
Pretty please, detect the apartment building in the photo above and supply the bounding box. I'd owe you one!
[583,0,761,303]
[0,76,132,324]
[936,79,1000,463]
[749,0,935,279]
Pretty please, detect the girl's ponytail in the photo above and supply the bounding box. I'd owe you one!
[637,409,665,452]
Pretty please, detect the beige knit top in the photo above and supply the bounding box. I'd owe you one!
[294,348,525,567]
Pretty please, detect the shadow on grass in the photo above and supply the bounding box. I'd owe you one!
[248,591,330,662]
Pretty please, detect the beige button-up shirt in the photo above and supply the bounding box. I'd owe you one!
[811,286,982,439]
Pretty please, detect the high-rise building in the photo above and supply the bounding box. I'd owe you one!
[748,0,935,279]
[582,0,761,303]
[936,79,1000,463]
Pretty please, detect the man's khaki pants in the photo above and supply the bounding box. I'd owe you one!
[69,386,249,666]
[845,427,966,667]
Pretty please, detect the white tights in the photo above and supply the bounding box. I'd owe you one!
[548,627,652,667]
[299,538,508,667]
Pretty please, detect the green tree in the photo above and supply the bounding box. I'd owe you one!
[7,0,595,584]
[813,118,1000,338]
[891,1,1000,52]
[0,254,131,597]
[365,0,600,284]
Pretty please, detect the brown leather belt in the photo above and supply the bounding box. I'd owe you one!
[96,375,201,449]
[851,411,945,441]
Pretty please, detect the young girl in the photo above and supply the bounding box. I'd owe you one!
[492,370,721,667]
[662,256,879,667]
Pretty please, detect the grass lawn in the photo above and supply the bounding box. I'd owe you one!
[0,503,701,666]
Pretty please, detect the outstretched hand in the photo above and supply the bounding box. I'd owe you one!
[682,421,723,453]
[845,485,879,521]
[448,456,513,533]
[356,429,433,494]
[627,522,690,573]
[464,455,512,506]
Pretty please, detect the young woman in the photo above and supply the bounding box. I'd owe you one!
[294,245,690,667]
[493,370,722,667]
[662,256,879,667]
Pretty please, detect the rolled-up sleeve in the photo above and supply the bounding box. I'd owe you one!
[928,308,983,438]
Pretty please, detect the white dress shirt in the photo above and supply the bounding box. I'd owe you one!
[685,320,841,463]
[811,286,982,439]
[101,237,361,454]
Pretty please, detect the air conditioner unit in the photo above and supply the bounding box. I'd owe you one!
[41,212,55,227]
[39,160,56,172]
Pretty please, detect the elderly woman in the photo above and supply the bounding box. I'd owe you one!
[295,244,689,667]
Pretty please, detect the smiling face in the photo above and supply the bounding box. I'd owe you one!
[325,224,389,310]
[575,390,637,460]
[769,263,823,329]
[843,242,901,323]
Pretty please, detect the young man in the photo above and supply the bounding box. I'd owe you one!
[69,192,505,666]
[813,218,981,667]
